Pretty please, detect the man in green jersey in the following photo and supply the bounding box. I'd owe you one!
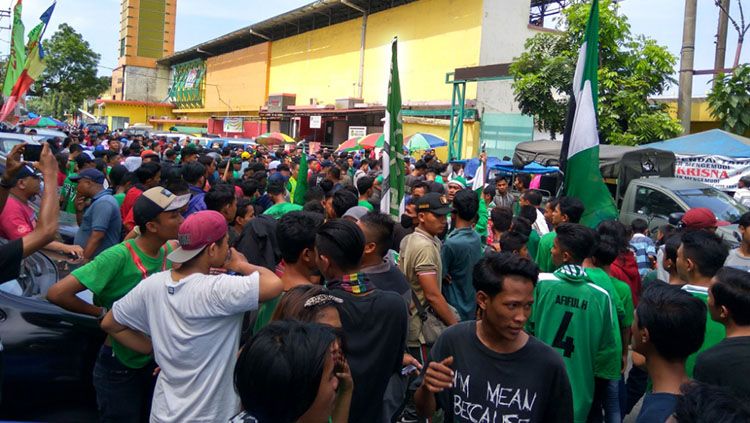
[584,234,630,421]
[675,230,729,376]
[61,153,97,214]
[252,211,323,334]
[535,197,584,273]
[528,223,616,423]
[262,179,303,219]
[48,187,189,421]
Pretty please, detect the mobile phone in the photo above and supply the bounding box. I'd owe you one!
[23,144,42,162]
[401,364,418,375]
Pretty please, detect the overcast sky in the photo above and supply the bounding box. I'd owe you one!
[2,0,748,97]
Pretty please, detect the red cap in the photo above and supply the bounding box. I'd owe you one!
[141,150,157,158]
[681,207,729,229]
[167,211,228,263]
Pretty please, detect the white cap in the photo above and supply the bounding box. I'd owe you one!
[269,160,281,170]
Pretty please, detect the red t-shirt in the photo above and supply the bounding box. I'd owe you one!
[120,186,143,222]
[0,196,36,240]
[57,171,66,187]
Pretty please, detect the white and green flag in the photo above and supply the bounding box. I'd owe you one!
[561,0,618,227]
[380,37,405,217]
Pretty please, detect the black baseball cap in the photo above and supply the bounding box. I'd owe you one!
[9,164,41,185]
[70,168,106,184]
[416,192,452,215]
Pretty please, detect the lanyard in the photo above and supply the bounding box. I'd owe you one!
[124,240,168,280]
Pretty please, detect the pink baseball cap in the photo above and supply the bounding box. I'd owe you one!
[167,210,228,263]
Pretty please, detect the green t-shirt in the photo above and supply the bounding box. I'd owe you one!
[72,240,174,369]
[358,200,374,211]
[528,265,617,423]
[584,267,624,381]
[263,202,303,219]
[113,192,126,207]
[67,161,76,176]
[611,277,634,328]
[527,230,541,260]
[682,284,726,377]
[252,295,282,336]
[535,231,558,273]
[60,175,78,214]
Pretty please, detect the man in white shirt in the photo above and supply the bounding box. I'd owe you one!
[734,176,750,207]
[101,210,282,423]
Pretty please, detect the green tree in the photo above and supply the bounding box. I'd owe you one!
[510,0,682,145]
[28,23,110,118]
[708,64,750,135]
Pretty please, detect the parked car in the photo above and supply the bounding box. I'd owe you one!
[619,177,746,246]
[0,240,102,405]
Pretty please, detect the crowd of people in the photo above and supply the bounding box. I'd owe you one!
[0,129,749,422]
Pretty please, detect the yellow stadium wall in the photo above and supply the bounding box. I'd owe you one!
[204,43,271,113]
[98,103,175,129]
[268,0,482,106]
[403,120,480,162]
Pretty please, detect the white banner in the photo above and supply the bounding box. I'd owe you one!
[310,115,322,129]
[223,117,243,133]
[348,126,367,138]
[675,154,750,190]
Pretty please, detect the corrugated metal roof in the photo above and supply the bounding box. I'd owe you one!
[158,0,417,66]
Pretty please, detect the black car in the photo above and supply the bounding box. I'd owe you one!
[0,241,103,414]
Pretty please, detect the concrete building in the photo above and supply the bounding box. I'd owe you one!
[99,0,567,158]
[155,0,570,158]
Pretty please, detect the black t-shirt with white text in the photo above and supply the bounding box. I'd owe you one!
[425,321,574,423]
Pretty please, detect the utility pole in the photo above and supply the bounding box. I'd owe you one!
[678,0,698,134]
[714,0,731,86]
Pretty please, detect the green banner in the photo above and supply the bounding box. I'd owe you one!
[169,59,206,108]
[3,0,26,98]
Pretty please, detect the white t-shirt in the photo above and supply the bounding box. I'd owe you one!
[112,270,260,423]
[734,188,750,207]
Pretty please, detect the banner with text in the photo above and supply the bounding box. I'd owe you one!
[675,154,750,190]
[223,117,244,133]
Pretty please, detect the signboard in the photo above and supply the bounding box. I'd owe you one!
[348,126,367,139]
[310,115,322,129]
[223,117,244,133]
[675,154,750,190]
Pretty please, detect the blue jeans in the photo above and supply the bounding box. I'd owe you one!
[92,345,155,423]
[589,378,622,423]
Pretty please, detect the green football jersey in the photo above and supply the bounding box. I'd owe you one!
[528,265,617,423]
[682,284,726,377]
[584,268,624,381]
[611,277,634,328]
[535,231,558,273]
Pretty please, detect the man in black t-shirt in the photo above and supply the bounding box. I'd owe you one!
[695,267,750,399]
[414,253,573,422]
[316,219,408,423]
[357,211,410,303]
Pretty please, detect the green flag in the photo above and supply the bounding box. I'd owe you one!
[560,0,618,227]
[3,0,26,98]
[293,151,308,206]
[380,37,405,217]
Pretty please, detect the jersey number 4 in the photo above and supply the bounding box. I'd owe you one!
[552,311,575,357]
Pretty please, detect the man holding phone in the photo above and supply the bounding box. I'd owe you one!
[0,144,83,258]
[0,143,62,282]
